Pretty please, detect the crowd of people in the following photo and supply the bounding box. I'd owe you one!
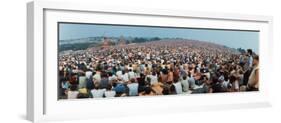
[58,40,259,99]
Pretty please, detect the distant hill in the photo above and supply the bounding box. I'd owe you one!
[59,36,162,51]
[59,36,243,54]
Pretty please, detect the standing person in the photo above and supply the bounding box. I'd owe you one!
[247,55,259,91]
[243,49,253,85]
[247,49,254,69]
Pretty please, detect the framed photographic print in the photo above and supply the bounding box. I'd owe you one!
[27,0,273,122]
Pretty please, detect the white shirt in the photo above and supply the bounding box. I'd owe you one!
[93,73,101,82]
[222,80,230,89]
[104,91,116,98]
[249,56,253,68]
[127,83,139,96]
[67,91,79,99]
[128,71,136,80]
[85,71,93,79]
[147,75,158,85]
[188,77,196,90]
[91,89,106,98]
[173,82,183,94]
[108,75,117,81]
[181,79,189,92]
[116,71,122,78]
[122,73,129,82]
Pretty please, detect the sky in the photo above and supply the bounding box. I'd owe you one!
[59,23,259,53]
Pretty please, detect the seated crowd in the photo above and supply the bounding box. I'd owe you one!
[58,40,259,99]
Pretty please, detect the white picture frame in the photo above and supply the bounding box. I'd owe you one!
[27,0,273,122]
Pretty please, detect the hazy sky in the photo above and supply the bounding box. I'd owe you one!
[59,23,259,53]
